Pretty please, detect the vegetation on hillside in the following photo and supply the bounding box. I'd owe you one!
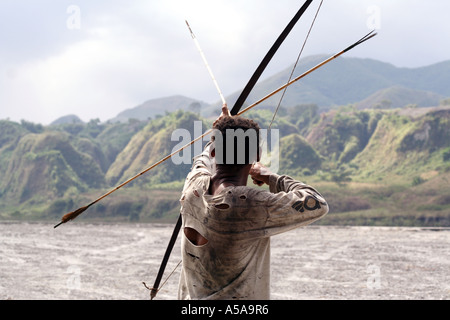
[0,103,449,227]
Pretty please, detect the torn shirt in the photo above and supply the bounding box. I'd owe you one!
[178,142,328,300]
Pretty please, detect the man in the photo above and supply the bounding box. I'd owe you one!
[178,104,328,300]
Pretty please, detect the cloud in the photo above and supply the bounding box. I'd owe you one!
[1,0,449,124]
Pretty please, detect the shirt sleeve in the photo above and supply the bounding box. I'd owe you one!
[260,174,329,236]
[184,141,328,238]
[203,174,329,240]
[182,141,214,193]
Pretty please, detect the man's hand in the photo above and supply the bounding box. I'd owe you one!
[213,103,231,128]
[249,162,272,186]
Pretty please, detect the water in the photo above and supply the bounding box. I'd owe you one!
[0,222,448,300]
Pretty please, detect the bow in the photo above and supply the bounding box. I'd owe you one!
[148,0,315,300]
[53,1,309,229]
[53,0,377,300]
[149,6,377,300]
[230,0,313,115]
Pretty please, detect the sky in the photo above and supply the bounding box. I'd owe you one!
[1,0,449,125]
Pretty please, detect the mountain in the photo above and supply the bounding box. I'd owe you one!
[108,95,209,123]
[1,56,450,226]
[101,56,450,122]
[50,114,84,126]
[202,55,450,116]
[355,86,443,109]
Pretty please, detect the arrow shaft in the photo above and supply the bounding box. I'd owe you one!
[186,20,226,105]
[86,129,210,208]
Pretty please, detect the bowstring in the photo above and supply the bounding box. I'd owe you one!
[258,0,323,170]
[147,0,325,294]
[143,260,182,297]
[268,0,323,132]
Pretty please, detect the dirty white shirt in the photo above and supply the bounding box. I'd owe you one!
[178,143,328,300]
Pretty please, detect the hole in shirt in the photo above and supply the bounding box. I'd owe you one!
[184,227,208,246]
[239,195,247,200]
[214,203,230,210]
[193,189,200,197]
[187,252,200,260]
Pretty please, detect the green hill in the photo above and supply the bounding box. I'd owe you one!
[50,114,84,126]
[106,111,206,186]
[1,105,449,226]
[0,131,103,205]
[352,107,450,180]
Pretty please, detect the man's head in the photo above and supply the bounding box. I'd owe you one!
[211,115,261,171]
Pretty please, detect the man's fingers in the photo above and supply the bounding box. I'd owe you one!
[252,178,263,186]
[250,162,271,186]
[213,104,231,128]
[222,103,230,116]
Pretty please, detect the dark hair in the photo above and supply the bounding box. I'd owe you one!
[212,115,260,169]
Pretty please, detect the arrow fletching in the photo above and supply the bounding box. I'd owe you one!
[54,205,90,228]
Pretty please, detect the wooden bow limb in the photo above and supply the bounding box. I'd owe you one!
[230,0,313,115]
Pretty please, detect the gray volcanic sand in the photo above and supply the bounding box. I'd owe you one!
[0,222,448,300]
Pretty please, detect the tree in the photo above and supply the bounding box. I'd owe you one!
[374,99,392,109]
[188,102,201,115]
[440,98,450,106]
[20,120,44,133]
[85,118,103,138]
[330,166,352,186]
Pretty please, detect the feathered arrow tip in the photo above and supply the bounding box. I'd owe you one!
[54,205,90,228]
[343,29,377,53]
